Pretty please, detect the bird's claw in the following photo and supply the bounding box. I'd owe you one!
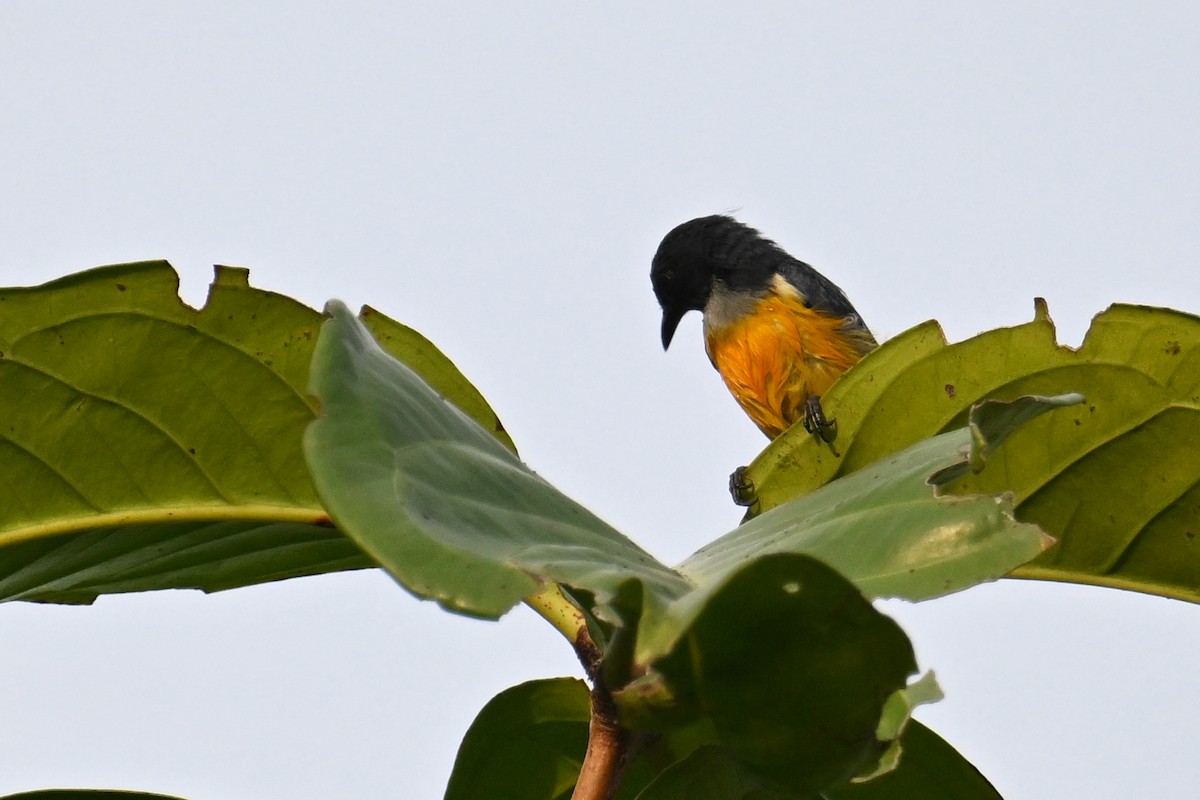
[728,465,757,507]
[802,394,838,444]
[802,395,843,456]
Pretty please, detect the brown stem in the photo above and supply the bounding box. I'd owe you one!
[572,685,629,800]
[571,626,630,800]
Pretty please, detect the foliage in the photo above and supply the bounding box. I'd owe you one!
[744,299,1200,602]
[305,300,1063,794]
[2,264,1196,799]
[445,678,995,800]
[0,262,508,604]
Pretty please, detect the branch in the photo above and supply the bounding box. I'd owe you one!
[571,626,630,800]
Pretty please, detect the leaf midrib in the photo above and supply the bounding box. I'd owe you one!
[0,504,329,547]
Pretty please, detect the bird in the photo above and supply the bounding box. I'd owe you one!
[651,215,877,442]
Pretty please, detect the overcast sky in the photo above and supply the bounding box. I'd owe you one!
[1,3,1198,798]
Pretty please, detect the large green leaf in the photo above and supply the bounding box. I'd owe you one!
[304,300,691,619]
[444,678,592,800]
[625,554,918,796]
[0,262,509,604]
[745,302,1200,602]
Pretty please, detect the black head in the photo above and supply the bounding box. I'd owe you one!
[651,215,777,348]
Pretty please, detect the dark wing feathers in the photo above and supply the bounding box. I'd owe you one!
[711,217,869,331]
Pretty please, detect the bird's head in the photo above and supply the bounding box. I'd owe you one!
[652,214,772,347]
[652,216,730,348]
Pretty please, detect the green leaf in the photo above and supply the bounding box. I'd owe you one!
[620,554,918,796]
[357,306,515,449]
[0,262,509,604]
[745,302,1200,604]
[304,301,690,619]
[949,310,1200,601]
[444,678,591,800]
[672,398,1064,605]
[445,678,708,800]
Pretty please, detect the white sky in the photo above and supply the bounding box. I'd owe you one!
[1,3,1198,798]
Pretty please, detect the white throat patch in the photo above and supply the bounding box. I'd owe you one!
[703,274,805,336]
[702,280,763,337]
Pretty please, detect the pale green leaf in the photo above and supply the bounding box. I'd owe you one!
[303,301,690,619]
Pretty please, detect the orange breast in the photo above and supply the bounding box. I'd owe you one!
[705,292,872,439]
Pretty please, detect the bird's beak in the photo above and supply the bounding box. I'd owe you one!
[660,306,687,350]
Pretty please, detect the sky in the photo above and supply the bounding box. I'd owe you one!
[1,2,1198,798]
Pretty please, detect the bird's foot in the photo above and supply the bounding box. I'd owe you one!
[803,395,843,455]
[802,394,838,444]
[728,465,757,507]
